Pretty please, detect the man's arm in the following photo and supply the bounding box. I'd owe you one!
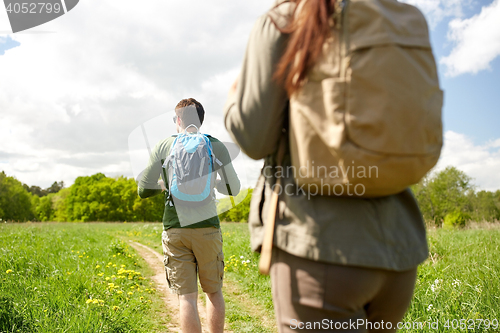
[137,142,165,199]
[138,186,162,199]
[212,140,241,196]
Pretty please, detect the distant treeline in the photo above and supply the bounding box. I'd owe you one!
[411,166,500,227]
[0,172,163,222]
[1,166,499,226]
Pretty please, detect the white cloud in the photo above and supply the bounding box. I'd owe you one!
[399,0,470,28]
[434,131,500,191]
[0,0,272,188]
[441,0,500,76]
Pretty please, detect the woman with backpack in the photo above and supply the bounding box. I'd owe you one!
[224,0,442,331]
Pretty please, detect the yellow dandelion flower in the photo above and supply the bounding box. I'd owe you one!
[105,277,110,281]
[5,269,13,274]
[78,255,83,258]
[120,265,126,268]
[83,252,86,255]
[113,264,117,267]
[112,255,116,258]
[130,286,135,289]
[77,251,80,254]
[67,272,72,275]
[86,256,89,258]
[86,299,92,304]
[108,262,112,266]
[116,290,123,294]
[117,253,121,256]
[95,265,101,269]
[140,297,144,300]
[113,306,119,311]
[97,273,104,277]
[128,292,133,295]
[111,275,116,278]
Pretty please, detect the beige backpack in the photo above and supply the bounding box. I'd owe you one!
[288,0,443,197]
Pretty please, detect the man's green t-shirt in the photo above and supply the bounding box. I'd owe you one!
[137,134,240,230]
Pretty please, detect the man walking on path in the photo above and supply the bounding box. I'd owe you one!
[137,98,240,333]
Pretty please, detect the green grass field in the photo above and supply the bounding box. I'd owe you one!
[0,223,168,333]
[1,222,499,332]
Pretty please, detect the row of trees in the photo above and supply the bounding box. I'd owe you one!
[1,166,499,225]
[0,171,35,221]
[0,172,164,222]
[411,166,500,226]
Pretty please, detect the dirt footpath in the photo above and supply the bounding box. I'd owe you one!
[129,241,231,333]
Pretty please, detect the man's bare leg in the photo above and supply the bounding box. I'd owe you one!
[179,292,201,333]
[206,289,225,333]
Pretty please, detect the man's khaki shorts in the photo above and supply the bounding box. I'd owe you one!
[162,227,224,295]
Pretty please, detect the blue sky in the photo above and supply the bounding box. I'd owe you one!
[0,0,499,191]
[0,35,20,55]
[429,0,500,145]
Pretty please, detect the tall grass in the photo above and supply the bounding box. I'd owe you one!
[2,222,498,333]
[0,223,167,333]
[402,228,500,332]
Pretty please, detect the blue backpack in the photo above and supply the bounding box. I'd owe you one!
[162,126,223,207]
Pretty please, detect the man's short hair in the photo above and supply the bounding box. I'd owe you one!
[175,98,205,129]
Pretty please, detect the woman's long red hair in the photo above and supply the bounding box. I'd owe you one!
[273,0,337,96]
